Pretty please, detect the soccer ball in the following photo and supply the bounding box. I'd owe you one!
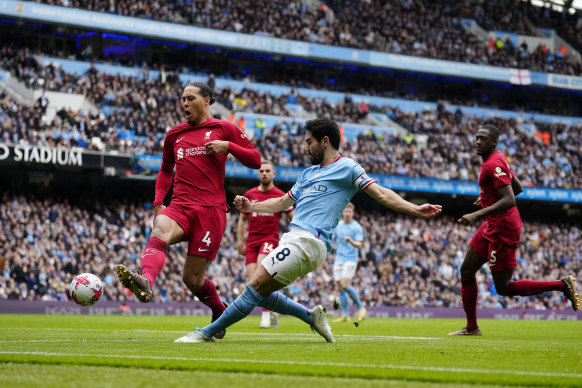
[70,273,103,306]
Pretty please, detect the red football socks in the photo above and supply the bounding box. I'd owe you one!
[506,280,564,296]
[195,278,226,319]
[140,237,167,285]
[461,276,478,329]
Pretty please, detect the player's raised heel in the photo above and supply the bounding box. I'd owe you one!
[116,264,153,303]
[561,275,580,311]
[448,327,482,336]
[310,305,335,343]
[212,301,229,340]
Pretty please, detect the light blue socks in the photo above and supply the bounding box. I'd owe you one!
[339,290,349,317]
[258,287,314,326]
[345,286,363,309]
[202,283,314,337]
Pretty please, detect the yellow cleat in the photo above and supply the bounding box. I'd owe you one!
[333,315,350,323]
[562,275,580,311]
[357,307,368,322]
[116,264,153,303]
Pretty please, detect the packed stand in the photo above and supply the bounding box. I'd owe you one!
[469,0,582,62]
[257,107,582,189]
[2,46,581,189]
[36,0,582,76]
[2,89,581,190]
[0,192,580,312]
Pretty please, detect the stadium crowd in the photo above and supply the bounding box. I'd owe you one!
[36,0,582,76]
[3,67,580,190]
[469,0,582,56]
[0,192,580,312]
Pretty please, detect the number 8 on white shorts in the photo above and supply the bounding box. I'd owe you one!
[261,227,327,286]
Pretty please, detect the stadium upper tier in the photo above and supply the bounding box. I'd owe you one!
[469,0,582,56]
[22,54,582,119]
[0,192,579,311]
[1,50,581,190]
[31,0,582,77]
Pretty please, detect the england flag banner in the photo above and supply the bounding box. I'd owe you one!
[509,69,532,85]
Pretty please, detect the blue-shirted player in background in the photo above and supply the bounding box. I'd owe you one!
[332,202,367,323]
[174,117,442,343]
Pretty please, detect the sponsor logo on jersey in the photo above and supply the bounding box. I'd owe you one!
[301,184,328,196]
[177,146,209,160]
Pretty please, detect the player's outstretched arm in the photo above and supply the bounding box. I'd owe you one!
[236,212,248,255]
[234,194,296,215]
[364,183,442,219]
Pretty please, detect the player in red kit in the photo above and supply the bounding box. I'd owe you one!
[450,124,580,336]
[116,82,261,339]
[237,160,293,328]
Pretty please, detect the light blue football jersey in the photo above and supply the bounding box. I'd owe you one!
[288,156,375,250]
[334,220,363,262]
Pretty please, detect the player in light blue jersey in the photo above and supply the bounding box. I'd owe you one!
[332,202,367,323]
[174,117,442,344]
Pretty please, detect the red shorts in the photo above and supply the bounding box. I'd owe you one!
[157,204,226,260]
[470,222,519,271]
[245,238,278,266]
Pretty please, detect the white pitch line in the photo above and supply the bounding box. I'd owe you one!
[0,351,580,379]
[0,328,442,340]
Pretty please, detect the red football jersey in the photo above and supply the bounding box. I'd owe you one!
[157,118,257,211]
[244,186,292,244]
[478,149,522,243]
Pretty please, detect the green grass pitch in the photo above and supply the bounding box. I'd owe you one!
[0,314,580,387]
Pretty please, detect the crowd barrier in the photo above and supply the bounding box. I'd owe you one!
[1,300,579,320]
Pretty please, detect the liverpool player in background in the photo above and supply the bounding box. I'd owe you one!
[237,159,293,329]
[450,124,580,336]
[116,82,261,339]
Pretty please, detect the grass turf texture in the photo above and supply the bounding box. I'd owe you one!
[0,314,580,387]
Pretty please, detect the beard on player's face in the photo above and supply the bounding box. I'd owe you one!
[309,146,324,165]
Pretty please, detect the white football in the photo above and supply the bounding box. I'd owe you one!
[70,273,103,306]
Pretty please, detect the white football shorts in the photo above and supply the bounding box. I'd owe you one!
[333,260,358,281]
[261,227,327,285]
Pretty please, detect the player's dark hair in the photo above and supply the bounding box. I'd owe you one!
[186,82,215,105]
[479,124,499,141]
[305,117,341,149]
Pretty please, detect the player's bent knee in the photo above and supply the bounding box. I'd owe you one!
[151,215,184,244]
[182,274,204,293]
